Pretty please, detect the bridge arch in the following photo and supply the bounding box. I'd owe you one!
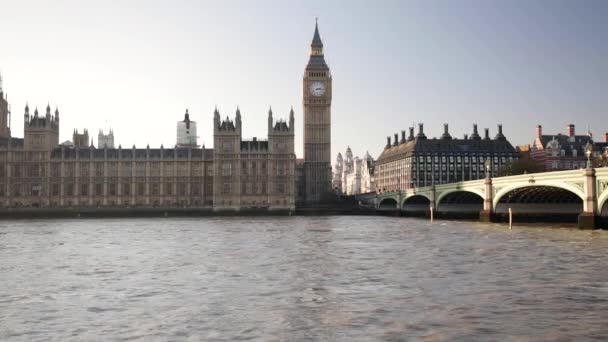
[436,189,484,208]
[493,185,583,220]
[401,194,431,214]
[378,197,398,209]
[597,188,608,215]
[492,182,584,210]
[436,190,484,213]
[402,194,432,207]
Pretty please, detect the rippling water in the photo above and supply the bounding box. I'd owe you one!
[1,217,608,341]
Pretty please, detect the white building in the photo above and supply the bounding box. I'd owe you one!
[177,109,197,147]
[98,129,115,148]
[360,152,375,193]
[332,147,375,195]
[332,152,343,193]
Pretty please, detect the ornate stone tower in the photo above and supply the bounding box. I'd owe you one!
[0,73,11,139]
[268,107,296,208]
[24,103,59,151]
[212,107,242,209]
[303,20,332,203]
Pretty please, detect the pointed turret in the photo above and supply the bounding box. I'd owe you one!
[235,106,242,130]
[268,106,273,132]
[311,18,323,48]
[213,106,220,129]
[45,103,51,119]
[306,19,328,70]
[289,106,295,131]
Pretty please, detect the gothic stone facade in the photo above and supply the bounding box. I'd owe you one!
[0,22,318,210]
[0,103,295,211]
[212,107,296,210]
[302,21,332,204]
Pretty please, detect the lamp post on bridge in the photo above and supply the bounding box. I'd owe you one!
[585,142,593,169]
[479,158,494,223]
[579,142,598,229]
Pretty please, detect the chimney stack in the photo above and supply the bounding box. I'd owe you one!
[386,136,391,148]
[441,123,452,140]
[416,123,426,139]
[408,127,414,141]
[566,124,575,137]
[400,130,406,143]
[393,133,399,146]
[484,128,490,140]
[536,125,542,139]
[470,124,481,140]
[604,132,608,143]
[495,124,505,140]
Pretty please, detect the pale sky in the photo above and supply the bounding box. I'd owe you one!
[0,0,606,160]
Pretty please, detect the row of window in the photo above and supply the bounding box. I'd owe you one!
[1,162,214,178]
[0,183,212,197]
[221,182,289,195]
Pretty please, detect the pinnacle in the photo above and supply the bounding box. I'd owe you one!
[311,19,323,47]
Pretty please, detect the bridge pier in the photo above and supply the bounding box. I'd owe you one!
[578,168,598,229]
[479,174,494,222]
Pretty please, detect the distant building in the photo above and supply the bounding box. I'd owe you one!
[73,128,89,148]
[531,124,608,171]
[332,152,343,193]
[360,152,375,194]
[98,129,115,149]
[375,123,518,192]
[332,147,375,195]
[176,109,197,147]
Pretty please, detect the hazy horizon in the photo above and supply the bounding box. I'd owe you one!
[1,0,606,159]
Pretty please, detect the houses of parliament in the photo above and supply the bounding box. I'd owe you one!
[0,22,333,211]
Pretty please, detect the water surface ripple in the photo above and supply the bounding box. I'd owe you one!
[1,217,607,341]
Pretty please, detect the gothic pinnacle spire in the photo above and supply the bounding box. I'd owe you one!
[311,18,323,48]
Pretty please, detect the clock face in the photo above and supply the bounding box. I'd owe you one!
[309,81,325,97]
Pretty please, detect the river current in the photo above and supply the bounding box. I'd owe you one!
[1,217,607,341]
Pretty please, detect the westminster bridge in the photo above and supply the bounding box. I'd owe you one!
[369,167,608,229]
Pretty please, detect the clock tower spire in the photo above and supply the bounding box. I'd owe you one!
[302,19,332,204]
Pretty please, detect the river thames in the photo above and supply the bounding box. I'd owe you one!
[1,216,607,341]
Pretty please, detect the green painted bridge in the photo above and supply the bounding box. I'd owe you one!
[371,167,608,229]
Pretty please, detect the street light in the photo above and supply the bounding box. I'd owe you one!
[585,142,593,169]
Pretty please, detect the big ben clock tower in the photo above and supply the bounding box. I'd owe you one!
[303,19,332,203]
